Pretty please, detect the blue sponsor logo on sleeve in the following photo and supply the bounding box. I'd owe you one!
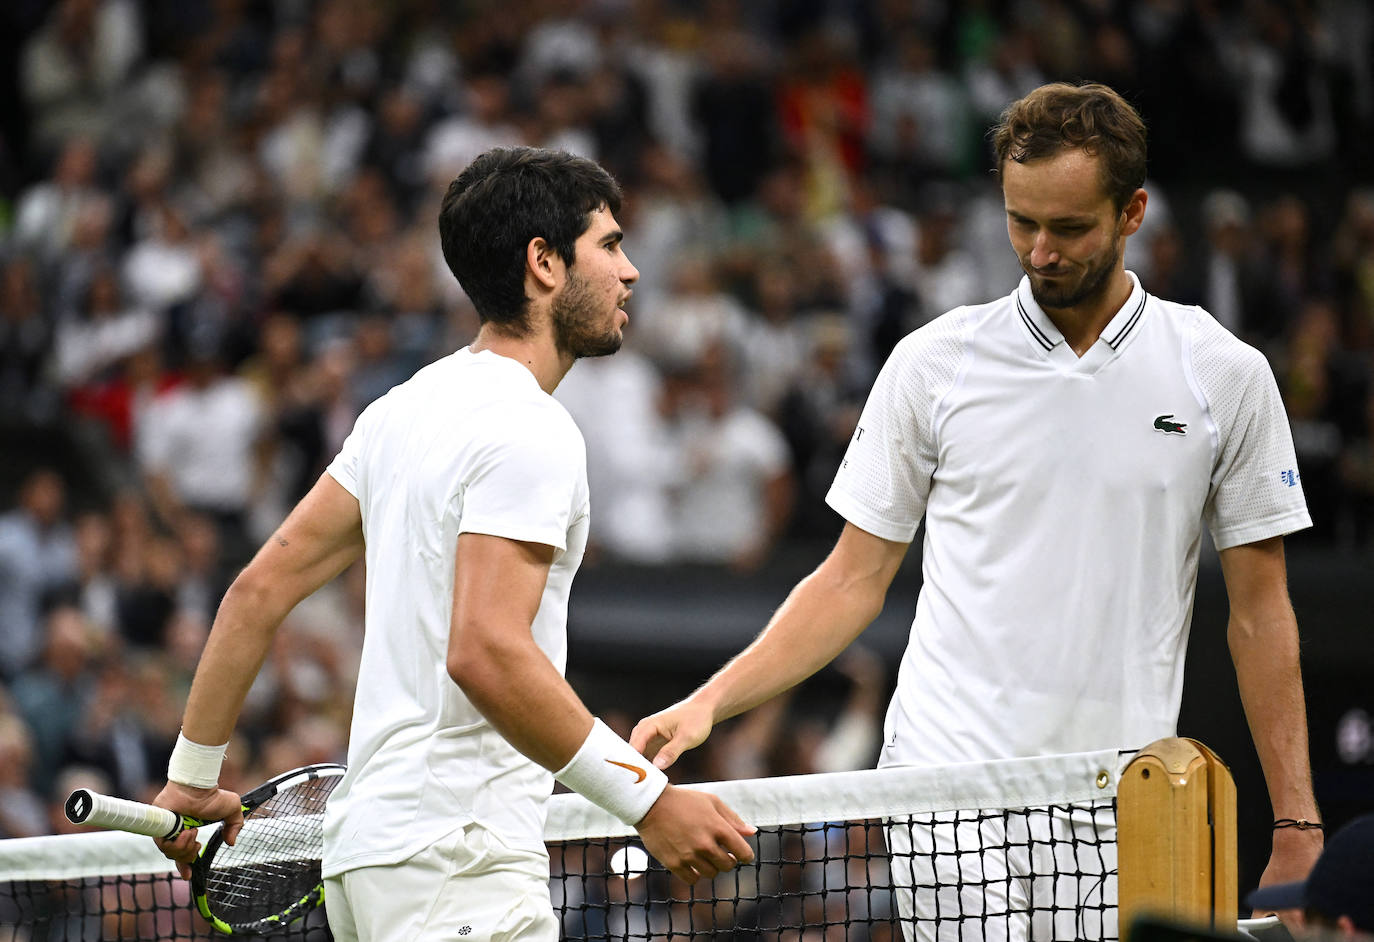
[1280,469,1300,487]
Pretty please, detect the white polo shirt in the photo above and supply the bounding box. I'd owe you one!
[321,347,590,876]
[827,273,1310,768]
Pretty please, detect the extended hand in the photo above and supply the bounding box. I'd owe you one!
[152,781,245,880]
[630,698,715,771]
[635,785,755,883]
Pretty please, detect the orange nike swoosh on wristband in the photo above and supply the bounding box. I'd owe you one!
[605,759,648,783]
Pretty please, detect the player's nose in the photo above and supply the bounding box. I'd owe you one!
[1030,233,1060,268]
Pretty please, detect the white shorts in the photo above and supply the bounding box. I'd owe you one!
[887,807,1117,942]
[324,823,558,942]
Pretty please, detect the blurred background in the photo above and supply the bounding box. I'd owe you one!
[0,0,1370,903]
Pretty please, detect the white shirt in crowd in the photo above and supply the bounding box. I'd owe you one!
[672,405,791,564]
[137,375,264,513]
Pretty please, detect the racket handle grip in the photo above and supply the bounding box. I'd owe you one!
[65,789,201,840]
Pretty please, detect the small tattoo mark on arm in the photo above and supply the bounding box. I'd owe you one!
[274,533,289,547]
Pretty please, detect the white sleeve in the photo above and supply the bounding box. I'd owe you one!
[1195,332,1312,549]
[825,319,967,543]
[325,402,377,498]
[457,402,586,552]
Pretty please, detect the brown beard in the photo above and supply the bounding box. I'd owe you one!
[1025,231,1124,312]
[552,272,622,359]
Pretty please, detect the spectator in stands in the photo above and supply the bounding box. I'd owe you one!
[691,27,781,207]
[636,249,747,369]
[738,259,812,418]
[19,0,143,152]
[51,264,160,393]
[1195,189,1281,344]
[1227,0,1339,176]
[663,342,794,571]
[121,203,203,321]
[0,256,59,423]
[778,316,866,539]
[0,712,46,838]
[65,654,162,800]
[0,469,78,680]
[10,136,104,266]
[909,183,982,327]
[554,345,677,565]
[61,510,118,637]
[869,30,969,182]
[136,343,266,566]
[9,604,97,793]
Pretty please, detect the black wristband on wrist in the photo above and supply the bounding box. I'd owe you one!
[1273,818,1323,830]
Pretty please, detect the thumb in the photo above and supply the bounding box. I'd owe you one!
[651,741,681,771]
[223,816,243,846]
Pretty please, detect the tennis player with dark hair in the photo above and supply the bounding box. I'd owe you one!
[151,146,754,940]
[633,83,1321,939]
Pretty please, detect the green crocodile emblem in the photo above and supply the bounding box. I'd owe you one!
[1153,414,1187,435]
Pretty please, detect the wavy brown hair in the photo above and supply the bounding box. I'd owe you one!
[991,83,1147,211]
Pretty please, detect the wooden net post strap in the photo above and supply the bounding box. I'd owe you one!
[1118,737,1238,937]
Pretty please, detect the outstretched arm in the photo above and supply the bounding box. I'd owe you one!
[1220,536,1322,916]
[632,522,908,769]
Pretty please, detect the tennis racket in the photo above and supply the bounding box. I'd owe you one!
[65,763,345,935]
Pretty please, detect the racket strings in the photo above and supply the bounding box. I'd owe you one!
[205,776,337,927]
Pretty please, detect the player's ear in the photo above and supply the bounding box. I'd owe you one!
[1120,188,1148,237]
[527,237,560,291]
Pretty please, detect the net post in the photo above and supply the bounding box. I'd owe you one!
[1118,738,1238,938]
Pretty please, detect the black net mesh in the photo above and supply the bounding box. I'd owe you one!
[2,798,1117,940]
[552,801,1117,941]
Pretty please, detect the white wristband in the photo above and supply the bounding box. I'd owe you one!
[167,731,229,789]
[554,719,668,826]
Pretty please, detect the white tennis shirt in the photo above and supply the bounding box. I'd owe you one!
[321,347,590,876]
[827,273,1310,768]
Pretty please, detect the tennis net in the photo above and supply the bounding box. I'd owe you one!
[1,748,1124,940]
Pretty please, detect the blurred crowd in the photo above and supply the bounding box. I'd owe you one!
[1,0,1373,837]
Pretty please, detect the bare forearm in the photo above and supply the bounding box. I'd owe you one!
[1230,609,1318,821]
[181,578,289,745]
[692,561,885,723]
[450,632,593,771]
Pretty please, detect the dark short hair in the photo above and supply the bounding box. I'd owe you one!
[438,147,622,333]
[991,82,1147,211]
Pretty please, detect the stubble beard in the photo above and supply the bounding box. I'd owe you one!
[552,272,622,360]
[1026,232,1124,313]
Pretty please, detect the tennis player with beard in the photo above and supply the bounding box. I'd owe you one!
[152,147,754,941]
[633,84,1321,940]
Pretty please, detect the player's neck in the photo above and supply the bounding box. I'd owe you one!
[1042,268,1134,358]
[469,322,573,394]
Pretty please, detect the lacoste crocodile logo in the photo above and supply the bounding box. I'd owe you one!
[605,759,648,783]
[1153,414,1187,435]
